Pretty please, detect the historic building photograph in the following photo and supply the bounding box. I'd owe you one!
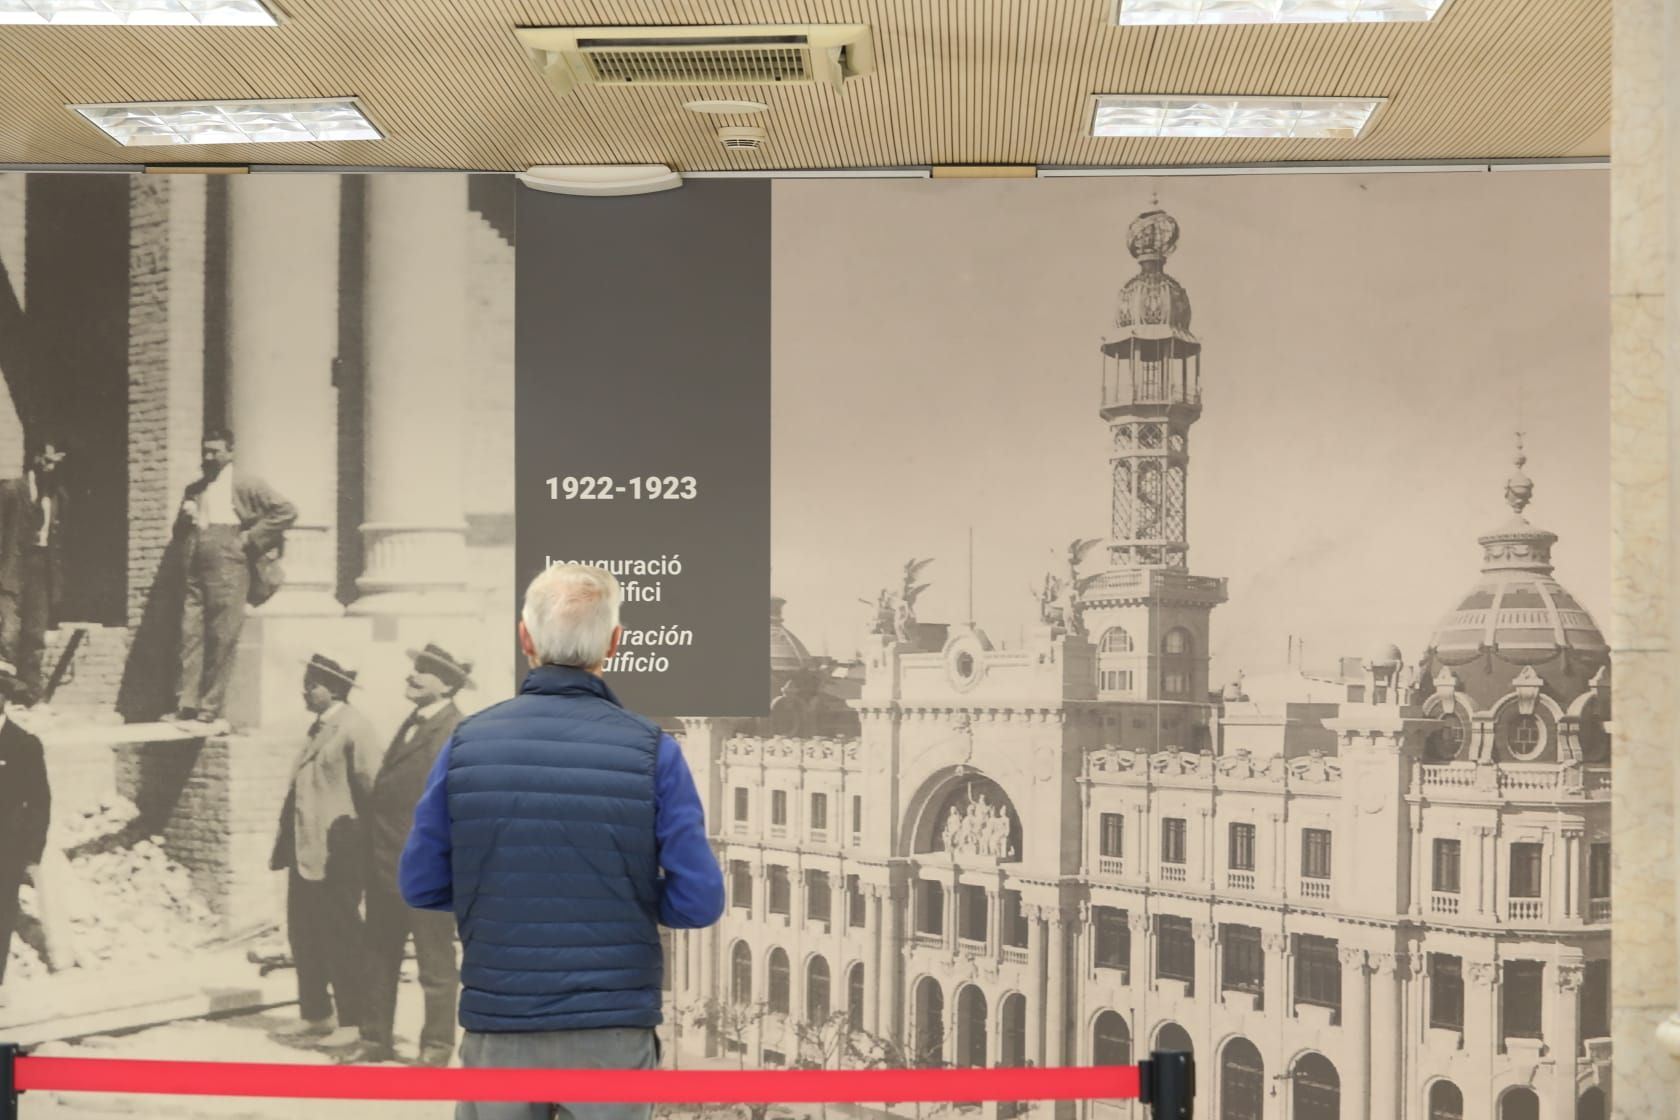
[665,172,1612,1120]
[0,170,516,1077]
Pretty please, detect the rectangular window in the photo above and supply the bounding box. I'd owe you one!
[1228,823,1256,872]
[1220,925,1264,1000]
[1094,907,1130,975]
[958,884,988,943]
[1581,959,1610,1041]
[1301,829,1333,880]
[1294,935,1341,1013]
[768,865,790,915]
[1002,890,1029,949]
[1100,814,1124,858]
[1100,669,1134,692]
[1509,842,1544,898]
[1345,685,1366,703]
[732,787,749,822]
[852,796,863,839]
[1428,954,1464,1031]
[917,880,944,937]
[770,790,788,827]
[1503,960,1545,1039]
[1372,685,1388,704]
[1432,839,1461,893]
[1155,916,1195,987]
[1161,818,1187,865]
[806,870,831,923]
[810,793,829,834]
[847,875,867,929]
[729,860,752,911]
[1164,672,1189,697]
[1588,843,1611,899]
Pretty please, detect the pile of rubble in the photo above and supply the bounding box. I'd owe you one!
[6,796,220,985]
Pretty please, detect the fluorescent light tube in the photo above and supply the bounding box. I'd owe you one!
[0,0,279,25]
[71,97,380,146]
[1091,95,1383,139]
[1114,0,1449,25]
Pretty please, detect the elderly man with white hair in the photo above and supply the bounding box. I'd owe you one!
[399,563,724,1120]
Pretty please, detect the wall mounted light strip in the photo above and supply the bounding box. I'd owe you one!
[0,0,278,25]
[1113,0,1450,25]
[70,98,380,147]
[1091,95,1384,139]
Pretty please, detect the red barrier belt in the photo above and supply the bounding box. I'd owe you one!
[13,1056,1140,1104]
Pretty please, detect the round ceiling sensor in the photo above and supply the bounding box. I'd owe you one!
[684,99,769,116]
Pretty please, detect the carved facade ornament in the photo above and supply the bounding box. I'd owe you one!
[1556,963,1586,992]
[1287,752,1341,784]
[1465,962,1498,987]
[938,788,1018,861]
[1089,748,1138,775]
[1433,667,1461,713]
[1215,751,1257,779]
[1511,665,1546,717]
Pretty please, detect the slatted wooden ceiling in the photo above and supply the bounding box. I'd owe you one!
[0,0,1608,170]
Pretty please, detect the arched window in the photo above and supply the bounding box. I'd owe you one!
[846,963,865,1032]
[956,986,988,1069]
[1162,628,1193,698]
[1100,627,1135,653]
[1291,1053,1339,1120]
[1499,1087,1539,1120]
[1093,1012,1132,1065]
[1154,1021,1192,1055]
[914,978,945,1067]
[806,956,831,1025]
[1428,1080,1464,1120]
[1577,1086,1606,1120]
[1219,1037,1263,1120]
[730,942,753,1005]
[768,948,790,1015]
[1000,994,1027,1067]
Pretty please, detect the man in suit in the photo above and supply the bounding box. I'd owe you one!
[173,428,297,729]
[0,438,67,709]
[349,643,472,1067]
[0,662,50,1008]
[271,653,382,1048]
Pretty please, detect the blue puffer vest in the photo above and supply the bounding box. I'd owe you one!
[446,664,663,1032]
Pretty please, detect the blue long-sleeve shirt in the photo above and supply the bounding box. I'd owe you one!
[398,730,726,929]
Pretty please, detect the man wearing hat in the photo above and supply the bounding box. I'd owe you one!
[0,662,50,1007]
[0,438,68,708]
[270,653,382,1048]
[351,643,471,1066]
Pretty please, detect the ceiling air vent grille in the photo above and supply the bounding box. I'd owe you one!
[517,25,875,97]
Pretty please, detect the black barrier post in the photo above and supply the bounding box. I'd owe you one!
[1139,1050,1194,1119]
[2,1042,20,1120]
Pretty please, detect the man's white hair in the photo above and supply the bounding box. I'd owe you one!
[521,564,622,668]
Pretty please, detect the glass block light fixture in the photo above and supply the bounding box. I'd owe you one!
[71,97,381,146]
[0,0,279,25]
[1114,0,1449,24]
[1091,95,1383,139]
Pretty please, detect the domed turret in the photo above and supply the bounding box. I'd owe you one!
[1110,210,1194,339]
[1419,436,1609,763]
[769,596,811,674]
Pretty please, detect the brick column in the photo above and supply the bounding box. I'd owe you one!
[1339,947,1372,1119]
[1046,907,1069,1066]
[867,887,884,1035]
[126,176,207,632]
[1552,961,1585,1109]
[225,174,341,616]
[350,174,473,617]
[1370,953,1404,1120]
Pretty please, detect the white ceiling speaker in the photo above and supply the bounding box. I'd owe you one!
[516,165,683,197]
[718,126,767,152]
[515,24,875,97]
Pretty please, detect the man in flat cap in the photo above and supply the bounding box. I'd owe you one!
[351,643,472,1067]
[271,653,381,1048]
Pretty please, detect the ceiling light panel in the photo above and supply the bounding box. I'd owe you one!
[1114,0,1448,24]
[0,0,278,25]
[72,98,380,146]
[1091,95,1383,139]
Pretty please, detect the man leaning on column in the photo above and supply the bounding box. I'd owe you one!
[349,642,472,1067]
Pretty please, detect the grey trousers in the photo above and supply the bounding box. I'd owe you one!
[456,1027,660,1120]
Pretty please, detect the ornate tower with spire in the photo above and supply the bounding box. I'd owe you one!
[1078,204,1227,714]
